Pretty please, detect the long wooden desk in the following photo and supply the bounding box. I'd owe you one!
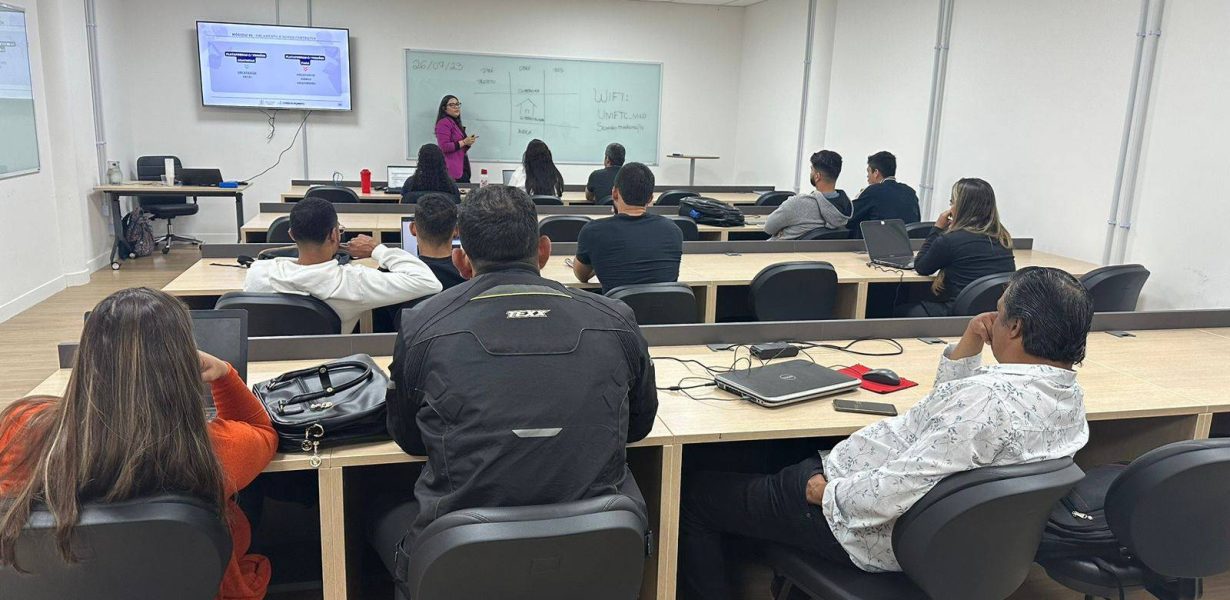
[26,327,1230,600]
[280,185,762,206]
[239,211,769,242]
[95,182,250,269]
[165,249,1097,321]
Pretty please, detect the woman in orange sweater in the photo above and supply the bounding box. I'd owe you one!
[0,287,278,600]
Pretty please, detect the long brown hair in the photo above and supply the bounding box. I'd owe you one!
[0,288,225,568]
[933,178,1013,295]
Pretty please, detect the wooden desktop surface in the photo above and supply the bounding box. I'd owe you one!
[280,185,761,206]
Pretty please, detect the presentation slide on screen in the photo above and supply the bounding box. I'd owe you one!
[197,22,351,110]
[0,11,33,101]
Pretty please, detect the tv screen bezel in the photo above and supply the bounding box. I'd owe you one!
[195,20,353,112]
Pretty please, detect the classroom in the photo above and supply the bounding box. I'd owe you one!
[2,0,1229,599]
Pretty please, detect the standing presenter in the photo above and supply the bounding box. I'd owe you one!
[435,95,477,183]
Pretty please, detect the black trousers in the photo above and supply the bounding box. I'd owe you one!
[678,457,853,600]
[893,299,953,318]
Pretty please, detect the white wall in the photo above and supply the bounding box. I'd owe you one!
[1125,0,1230,309]
[98,0,749,240]
[731,0,808,191]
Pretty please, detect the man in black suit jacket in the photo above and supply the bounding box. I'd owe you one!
[846,151,921,238]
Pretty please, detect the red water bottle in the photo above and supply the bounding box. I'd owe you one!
[360,168,372,194]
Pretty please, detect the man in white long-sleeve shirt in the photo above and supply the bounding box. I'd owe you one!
[244,198,442,333]
[678,267,1094,600]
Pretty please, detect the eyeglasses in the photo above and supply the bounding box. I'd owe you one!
[447,102,462,108]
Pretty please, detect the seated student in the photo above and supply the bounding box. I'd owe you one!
[408,193,465,290]
[573,162,684,294]
[586,142,625,203]
[678,267,1094,600]
[764,149,853,239]
[508,138,565,197]
[0,287,278,599]
[846,151,922,238]
[372,186,658,589]
[895,178,1016,317]
[244,197,442,333]
[402,144,461,204]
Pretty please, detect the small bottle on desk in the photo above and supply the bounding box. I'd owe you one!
[480,169,489,187]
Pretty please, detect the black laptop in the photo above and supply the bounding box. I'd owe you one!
[177,168,224,186]
[861,219,915,269]
[714,360,861,407]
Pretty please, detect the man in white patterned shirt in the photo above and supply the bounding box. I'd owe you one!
[679,267,1095,599]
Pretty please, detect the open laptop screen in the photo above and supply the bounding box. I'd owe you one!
[860,219,913,261]
[388,166,416,189]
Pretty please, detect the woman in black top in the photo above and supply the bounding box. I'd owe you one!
[402,144,461,204]
[895,178,1016,317]
[521,139,564,197]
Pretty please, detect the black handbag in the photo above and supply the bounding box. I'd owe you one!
[252,354,390,466]
[678,197,746,227]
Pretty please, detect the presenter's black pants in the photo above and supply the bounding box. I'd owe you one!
[678,456,853,600]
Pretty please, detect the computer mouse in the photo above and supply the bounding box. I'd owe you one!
[862,368,901,386]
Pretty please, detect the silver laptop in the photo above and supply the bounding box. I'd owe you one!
[502,169,515,185]
[861,219,915,269]
[387,165,416,191]
[715,360,861,407]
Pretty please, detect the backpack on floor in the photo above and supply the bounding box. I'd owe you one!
[678,197,745,227]
[1035,462,1128,561]
[122,208,156,257]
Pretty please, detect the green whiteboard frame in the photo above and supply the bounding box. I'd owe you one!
[0,2,39,180]
[404,49,663,166]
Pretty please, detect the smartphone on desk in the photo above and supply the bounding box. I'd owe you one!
[833,399,898,417]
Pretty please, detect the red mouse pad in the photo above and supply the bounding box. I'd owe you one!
[839,364,919,394]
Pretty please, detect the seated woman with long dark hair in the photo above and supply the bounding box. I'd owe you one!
[403,144,461,204]
[508,138,565,198]
[0,287,278,599]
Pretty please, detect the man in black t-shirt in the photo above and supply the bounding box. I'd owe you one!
[409,193,466,289]
[585,143,626,204]
[574,162,683,294]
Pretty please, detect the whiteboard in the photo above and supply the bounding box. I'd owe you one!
[0,4,38,179]
[405,50,661,165]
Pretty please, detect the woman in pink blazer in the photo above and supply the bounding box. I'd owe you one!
[435,95,476,183]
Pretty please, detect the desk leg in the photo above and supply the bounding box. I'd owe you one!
[688,159,697,186]
[656,444,683,600]
[318,467,349,600]
[108,193,124,270]
[235,193,245,242]
[1195,413,1214,439]
[701,285,717,323]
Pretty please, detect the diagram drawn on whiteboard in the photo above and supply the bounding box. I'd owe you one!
[473,71,580,144]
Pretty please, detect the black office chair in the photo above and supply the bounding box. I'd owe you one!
[266,216,292,244]
[403,190,461,205]
[597,195,614,205]
[906,221,935,239]
[531,195,565,206]
[136,155,201,254]
[606,282,699,325]
[0,494,231,600]
[1040,439,1230,600]
[950,272,1015,316]
[539,215,590,242]
[216,291,341,336]
[799,227,850,240]
[755,190,793,207]
[767,458,1083,600]
[305,185,360,204]
[655,189,699,207]
[749,262,839,321]
[399,495,648,600]
[667,215,700,241]
[1079,264,1150,312]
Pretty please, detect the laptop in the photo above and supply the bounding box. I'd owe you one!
[714,360,861,407]
[387,165,416,192]
[502,169,515,185]
[861,219,915,269]
[177,168,224,186]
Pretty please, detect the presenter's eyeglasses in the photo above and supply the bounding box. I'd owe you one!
[447,102,462,108]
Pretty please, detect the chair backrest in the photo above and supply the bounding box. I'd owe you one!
[0,495,231,600]
[531,195,564,206]
[266,216,292,244]
[798,227,849,240]
[906,221,935,239]
[403,190,461,205]
[606,283,699,325]
[305,185,360,204]
[216,291,341,336]
[1079,264,1150,312]
[749,261,839,321]
[754,190,792,207]
[1105,439,1230,578]
[655,189,699,206]
[135,155,187,206]
[893,458,1083,600]
[406,495,647,600]
[950,272,1015,316]
[667,215,700,241]
[538,215,590,242]
[597,195,613,205]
